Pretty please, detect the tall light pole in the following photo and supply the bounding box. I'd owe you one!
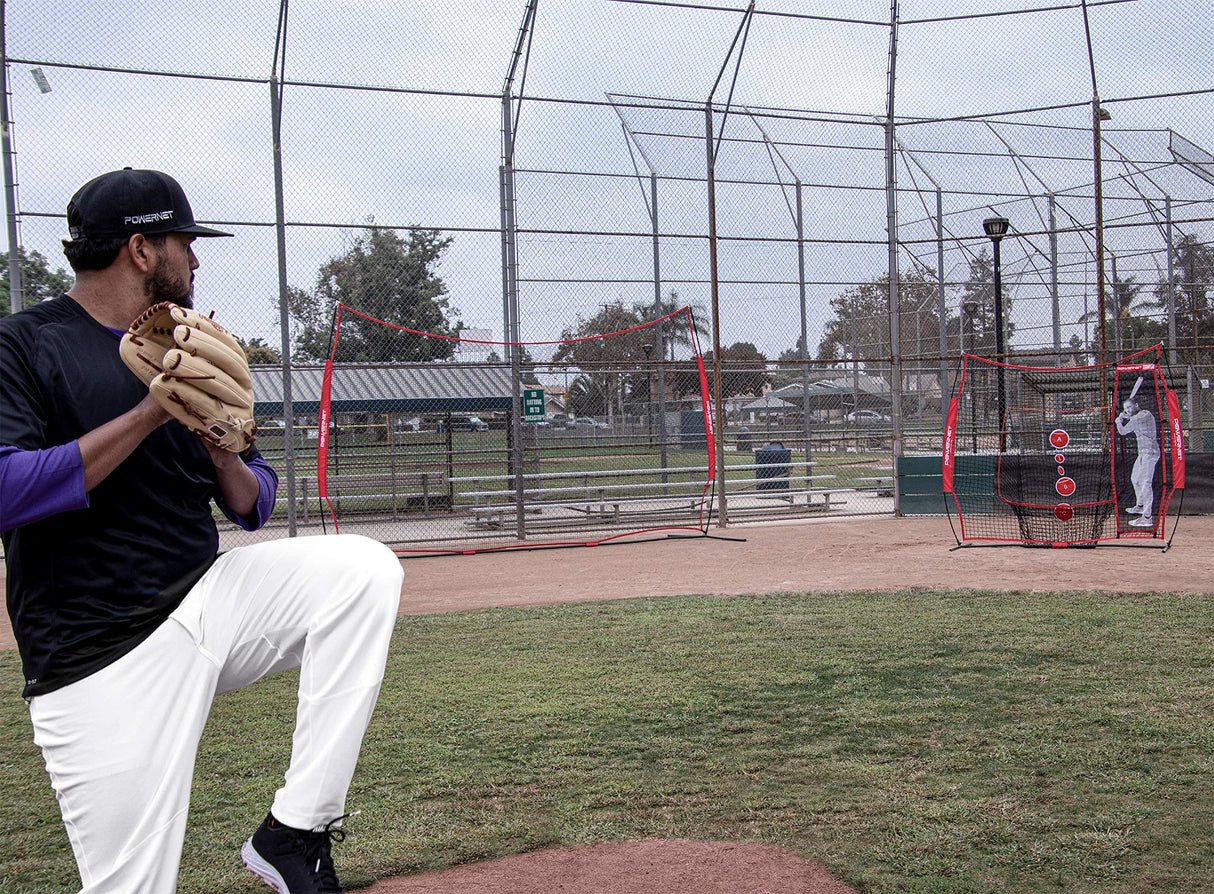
[983,216,1010,450]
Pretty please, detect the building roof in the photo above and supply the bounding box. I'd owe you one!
[250,363,515,416]
[772,373,894,407]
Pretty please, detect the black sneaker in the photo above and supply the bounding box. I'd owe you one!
[241,813,347,894]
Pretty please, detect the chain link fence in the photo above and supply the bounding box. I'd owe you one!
[5,0,1212,551]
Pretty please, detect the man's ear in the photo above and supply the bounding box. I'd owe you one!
[125,234,155,273]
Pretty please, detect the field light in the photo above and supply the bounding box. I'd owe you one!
[983,216,1011,449]
[982,216,1010,241]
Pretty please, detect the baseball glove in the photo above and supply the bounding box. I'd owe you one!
[119,302,257,452]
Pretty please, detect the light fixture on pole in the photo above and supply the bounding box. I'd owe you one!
[983,216,1010,450]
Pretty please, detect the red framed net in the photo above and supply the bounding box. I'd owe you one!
[943,345,1185,548]
[311,303,716,555]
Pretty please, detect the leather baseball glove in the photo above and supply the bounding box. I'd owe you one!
[119,302,257,452]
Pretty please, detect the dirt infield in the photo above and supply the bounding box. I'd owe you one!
[5,518,1209,653]
[5,515,1212,892]
[393,515,1214,617]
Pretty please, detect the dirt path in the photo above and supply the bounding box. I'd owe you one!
[393,515,1214,618]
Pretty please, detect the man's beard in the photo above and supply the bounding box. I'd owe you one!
[147,262,194,308]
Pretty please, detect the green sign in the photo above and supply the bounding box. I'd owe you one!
[523,388,546,421]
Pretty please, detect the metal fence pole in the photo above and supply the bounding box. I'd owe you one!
[936,187,948,421]
[885,0,904,513]
[1,11,23,316]
[650,172,669,489]
[501,0,535,541]
[269,2,297,536]
[705,102,728,526]
[1050,192,1061,365]
[796,180,812,474]
[1166,196,1178,367]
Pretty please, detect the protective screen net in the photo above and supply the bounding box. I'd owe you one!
[944,346,1185,547]
[312,303,717,555]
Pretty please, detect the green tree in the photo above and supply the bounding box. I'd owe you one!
[632,289,710,361]
[241,337,282,365]
[565,373,606,418]
[289,227,459,363]
[817,270,943,370]
[710,342,771,399]
[1,248,73,315]
[770,336,809,389]
[1079,272,1157,357]
[1150,234,1214,364]
[553,301,648,420]
[952,250,1018,359]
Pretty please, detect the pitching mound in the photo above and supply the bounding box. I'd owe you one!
[362,839,858,893]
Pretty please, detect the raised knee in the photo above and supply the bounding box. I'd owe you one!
[341,535,403,618]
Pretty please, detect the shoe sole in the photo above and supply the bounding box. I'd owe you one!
[241,839,291,894]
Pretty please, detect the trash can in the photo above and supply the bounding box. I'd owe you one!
[680,410,707,450]
[755,441,791,491]
[736,425,752,453]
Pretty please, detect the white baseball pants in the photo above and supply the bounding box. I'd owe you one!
[1130,450,1161,516]
[27,534,403,893]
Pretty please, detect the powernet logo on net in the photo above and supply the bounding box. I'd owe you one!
[942,402,958,491]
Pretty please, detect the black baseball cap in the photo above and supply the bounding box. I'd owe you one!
[66,167,232,241]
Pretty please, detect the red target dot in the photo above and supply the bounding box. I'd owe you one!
[1055,503,1074,521]
[1055,453,1066,464]
[1056,476,1076,497]
[1049,429,1070,449]
[1057,465,1066,475]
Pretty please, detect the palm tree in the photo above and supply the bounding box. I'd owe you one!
[1079,270,1153,356]
[632,289,710,361]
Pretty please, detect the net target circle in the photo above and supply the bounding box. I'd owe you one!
[1055,476,1077,497]
[1054,503,1074,521]
[1049,429,1070,449]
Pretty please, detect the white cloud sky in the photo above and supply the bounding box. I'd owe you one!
[8,0,1213,358]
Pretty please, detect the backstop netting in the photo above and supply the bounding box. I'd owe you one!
[944,346,1185,547]
[310,303,716,555]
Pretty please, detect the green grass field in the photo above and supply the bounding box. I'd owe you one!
[2,588,1211,892]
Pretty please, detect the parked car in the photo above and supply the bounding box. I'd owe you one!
[845,409,891,425]
[438,415,489,432]
[549,413,574,428]
[571,416,609,429]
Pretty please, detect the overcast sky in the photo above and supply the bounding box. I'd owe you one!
[8,0,1213,359]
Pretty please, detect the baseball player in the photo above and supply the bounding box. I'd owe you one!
[0,169,403,893]
[1114,394,1162,528]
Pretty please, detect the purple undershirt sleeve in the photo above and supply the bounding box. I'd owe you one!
[216,455,279,532]
[0,442,88,533]
[1,444,279,535]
